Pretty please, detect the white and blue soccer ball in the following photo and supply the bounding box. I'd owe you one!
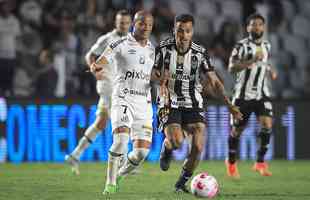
[190,172,219,198]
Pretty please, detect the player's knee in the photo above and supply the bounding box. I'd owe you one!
[193,141,204,154]
[109,133,129,155]
[171,136,183,149]
[191,123,205,134]
[128,148,150,165]
[166,125,183,149]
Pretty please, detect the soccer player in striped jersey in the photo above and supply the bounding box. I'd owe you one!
[225,13,277,178]
[65,10,131,175]
[154,14,242,193]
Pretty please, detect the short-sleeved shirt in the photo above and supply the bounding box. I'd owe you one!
[100,33,155,106]
[229,37,272,100]
[154,37,213,111]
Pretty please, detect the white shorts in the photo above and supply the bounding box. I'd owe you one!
[110,100,153,142]
[95,95,112,117]
[95,80,113,117]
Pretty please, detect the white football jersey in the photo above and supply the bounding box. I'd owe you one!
[101,33,155,106]
[88,30,126,94]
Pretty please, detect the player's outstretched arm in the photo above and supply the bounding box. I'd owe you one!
[205,71,243,120]
[92,54,110,80]
[228,45,263,73]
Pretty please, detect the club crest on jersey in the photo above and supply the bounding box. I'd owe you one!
[139,55,145,64]
[191,55,198,69]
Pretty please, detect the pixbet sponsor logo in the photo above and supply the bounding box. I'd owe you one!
[125,69,150,81]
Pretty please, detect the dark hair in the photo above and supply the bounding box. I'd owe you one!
[116,9,131,17]
[174,14,195,25]
[246,13,265,26]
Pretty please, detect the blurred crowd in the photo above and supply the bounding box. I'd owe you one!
[0,0,309,99]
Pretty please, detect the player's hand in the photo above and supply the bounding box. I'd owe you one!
[158,106,170,119]
[90,63,102,73]
[94,67,107,80]
[255,51,264,61]
[228,105,243,121]
[270,70,277,80]
[160,83,170,105]
[268,65,278,80]
[157,106,170,132]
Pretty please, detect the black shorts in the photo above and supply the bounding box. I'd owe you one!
[165,108,206,128]
[231,98,273,127]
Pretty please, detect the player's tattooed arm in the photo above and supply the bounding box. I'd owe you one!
[206,71,243,120]
[229,59,255,73]
[151,69,162,82]
[92,54,110,80]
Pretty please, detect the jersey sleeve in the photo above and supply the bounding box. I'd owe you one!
[228,43,244,70]
[89,35,109,56]
[153,46,163,71]
[98,39,122,64]
[200,50,214,73]
[230,43,244,61]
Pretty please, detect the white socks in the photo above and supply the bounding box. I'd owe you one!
[118,148,149,177]
[71,125,101,160]
[106,133,129,186]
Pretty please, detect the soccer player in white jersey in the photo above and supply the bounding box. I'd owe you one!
[65,10,131,175]
[93,11,156,194]
[154,14,242,193]
[225,13,277,178]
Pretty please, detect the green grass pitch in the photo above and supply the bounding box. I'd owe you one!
[0,160,310,200]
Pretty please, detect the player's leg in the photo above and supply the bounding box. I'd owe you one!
[253,100,273,176]
[103,103,132,194]
[160,109,183,171]
[104,126,130,194]
[117,120,153,188]
[65,96,110,175]
[225,126,244,178]
[226,99,250,178]
[175,121,205,193]
[118,139,151,177]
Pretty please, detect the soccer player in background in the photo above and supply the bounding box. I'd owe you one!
[65,10,132,175]
[225,13,277,178]
[154,14,242,192]
[93,11,157,194]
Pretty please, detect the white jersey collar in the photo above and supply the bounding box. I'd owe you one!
[127,33,152,47]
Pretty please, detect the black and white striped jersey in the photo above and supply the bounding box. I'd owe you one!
[154,37,213,110]
[229,37,272,101]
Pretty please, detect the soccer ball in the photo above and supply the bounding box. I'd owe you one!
[190,172,219,198]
